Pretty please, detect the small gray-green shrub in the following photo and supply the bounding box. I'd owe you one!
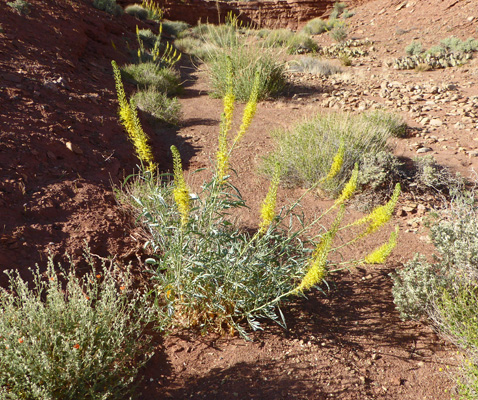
[162,20,190,38]
[357,150,404,193]
[92,0,123,16]
[363,110,408,138]
[174,36,216,60]
[7,0,30,15]
[329,21,348,43]
[288,57,342,76]
[414,155,463,194]
[391,196,478,397]
[137,28,158,46]
[330,1,347,19]
[132,88,182,125]
[125,4,149,20]
[121,62,181,95]
[405,40,423,55]
[302,18,330,35]
[0,253,154,399]
[262,111,395,193]
[263,29,318,54]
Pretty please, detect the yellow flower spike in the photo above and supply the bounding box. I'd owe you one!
[354,183,401,235]
[258,165,281,235]
[335,163,358,205]
[364,225,399,264]
[233,70,260,146]
[171,145,191,227]
[215,59,235,182]
[131,100,156,171]
[112,61,156,172]
[324,140,345,182]
[294,205,345,293]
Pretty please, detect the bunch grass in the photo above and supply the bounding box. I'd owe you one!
[261,111,396,194]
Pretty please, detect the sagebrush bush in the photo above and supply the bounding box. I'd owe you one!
[121,62,181,95]
[132,88,182,125]
[288,57,342,75]
[263,29,318,54]
[0,253,154,399]
[92,0,123,16]
[162,20,190,38]
[363,110,408,138]
[174,36,216,60]
[262,111,395,194]
[358,150,404,193]
[405,40,423,55]
[414,155,463,194]
[125,4,148,20]
[329,21,348,43]
[302,18,330,35]
[7,0,30,15]
[392,195,478,397]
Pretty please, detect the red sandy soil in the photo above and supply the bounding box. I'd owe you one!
[1,0,478,398]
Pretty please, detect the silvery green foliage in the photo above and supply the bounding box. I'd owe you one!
[391,254,444,320]
[391,195,478,320]
[92,0,123,16]
[0,253,154,399]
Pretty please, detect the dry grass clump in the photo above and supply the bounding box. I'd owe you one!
[124,4,148,20]
[288,57,342,76]
[262,111,398,194]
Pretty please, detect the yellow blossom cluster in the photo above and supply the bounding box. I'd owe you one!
[364,225,399,264]
[112,61,156,171]
[258,165,281,235]
[171,145,191,227]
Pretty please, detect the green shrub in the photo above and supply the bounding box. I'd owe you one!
[206,47,286,101]
[303,18,330,35]
[458,37,478,52]
[391,196,478,397]
[118,77,401,338]
[413,155,463,194]
[92,0,123,16]
[358,150,404,193]
[137,28,158,46]
[439,286,478,399]
[174,36,216,60]
[263,29,318,54]
[288,57,342,76]
[330,1,347,19]
[329,21,348,43]
[6,0,30,15]
[363,110,408,138]
[0,253,154,399]
[262,111,395,193]
[441,36,463,52]
[162,20,190,38]
[405,40,423,55]
[125,4,148,20]
[121,62,181,95]
[339,52,352,66]
[132,88,182,125]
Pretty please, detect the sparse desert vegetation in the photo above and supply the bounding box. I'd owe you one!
[2,0,478,398]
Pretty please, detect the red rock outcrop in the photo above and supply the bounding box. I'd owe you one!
[120,0,359,30]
